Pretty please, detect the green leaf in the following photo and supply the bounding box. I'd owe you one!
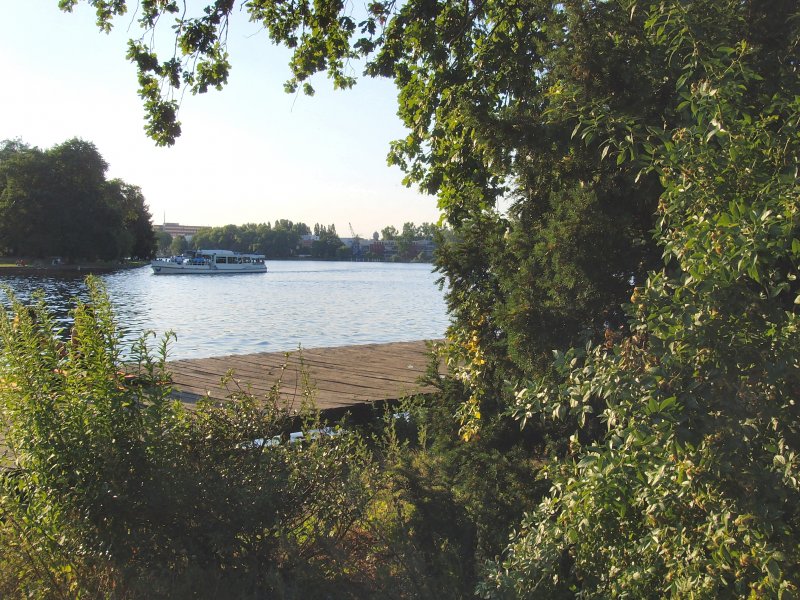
[766,559,781,583]
[659,396,677,411]
[566,528,579,543]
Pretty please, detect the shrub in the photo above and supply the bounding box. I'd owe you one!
[0,278,376,598]
[482,4,800,597]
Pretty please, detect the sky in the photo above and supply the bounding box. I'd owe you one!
[0,1,441,237]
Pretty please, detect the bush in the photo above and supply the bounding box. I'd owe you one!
[353,366,546,599]
[0,278,376,598]
[482,5,800,597]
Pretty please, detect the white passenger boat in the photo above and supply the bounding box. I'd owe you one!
[151,249,267,275]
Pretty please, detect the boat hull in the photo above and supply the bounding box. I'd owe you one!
[150,262,267,275]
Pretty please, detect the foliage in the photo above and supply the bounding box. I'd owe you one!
[191,220,311,259]
[0,277,377,597]
[169,233,189,256]
[57,0,666,402]
[164,219,441,262]
[52,1,800,597]
[381,225,398,241]
[56,1,794,379]
[62,0,800,405]
[0,278,545,599]
[155,229,172,255]
[481,2,800,596]
[311,223,344,259]
[396,222,420,261]
[0,138,156,260]
[110,179,157,260]
[352,368,546,599]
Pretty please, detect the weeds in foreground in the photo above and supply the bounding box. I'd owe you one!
[0,278,544,598]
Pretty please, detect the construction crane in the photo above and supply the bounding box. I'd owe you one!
[349,222,362,261]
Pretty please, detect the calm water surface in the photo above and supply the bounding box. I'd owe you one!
[1,262,450,360]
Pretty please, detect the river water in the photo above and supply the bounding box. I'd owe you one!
[0,262,450,360]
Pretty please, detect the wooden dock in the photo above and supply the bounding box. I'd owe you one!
[166,340,441,418]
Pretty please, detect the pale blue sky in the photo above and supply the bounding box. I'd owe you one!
[0,1,440,236]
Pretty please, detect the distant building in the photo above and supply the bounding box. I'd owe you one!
[159,222,208,241]
[299,234,320,253]
[411,238,437,260]
[381,240,398,258]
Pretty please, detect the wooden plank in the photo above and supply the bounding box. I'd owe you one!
[166,340,442,416]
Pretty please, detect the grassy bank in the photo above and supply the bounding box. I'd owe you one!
[0,260,147,276]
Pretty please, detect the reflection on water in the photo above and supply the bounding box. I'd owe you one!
[0,272,91,332]
[1,262,450,360]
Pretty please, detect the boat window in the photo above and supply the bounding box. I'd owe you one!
[216,257,225,264]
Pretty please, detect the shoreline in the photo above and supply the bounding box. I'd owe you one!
[0,263,146,277]
[0,257,433,277]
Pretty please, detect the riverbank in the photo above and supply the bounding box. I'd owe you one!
[0,261,147,277]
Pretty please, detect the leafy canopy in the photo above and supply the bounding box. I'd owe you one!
[0,138,156,260]
[482,2,800,596]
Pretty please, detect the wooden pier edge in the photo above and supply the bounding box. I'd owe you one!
[166,340,445,422]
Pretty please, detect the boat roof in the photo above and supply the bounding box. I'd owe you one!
[198,249,266,258]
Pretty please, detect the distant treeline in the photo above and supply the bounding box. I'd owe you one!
[0,139,156,261]
[163,220,313,259]
[162,221,444,261]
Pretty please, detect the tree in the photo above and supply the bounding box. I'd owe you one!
[270,219,309,258]
[45,139,123,260]
[479,3,800,596]
[55,1,800,595]
[108,179,157,259]
[0,141,49,256]
[190,220,311,258]
[156,229,172,255]
[58,0,669,386]
[396,221,418,261]
[311,224,342,259]
[335,244,353,260]
[0,138,155,261]
[380,225,398,241]
[417,222,440,239]
[190,227,219,251]
[169,234,189,256]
